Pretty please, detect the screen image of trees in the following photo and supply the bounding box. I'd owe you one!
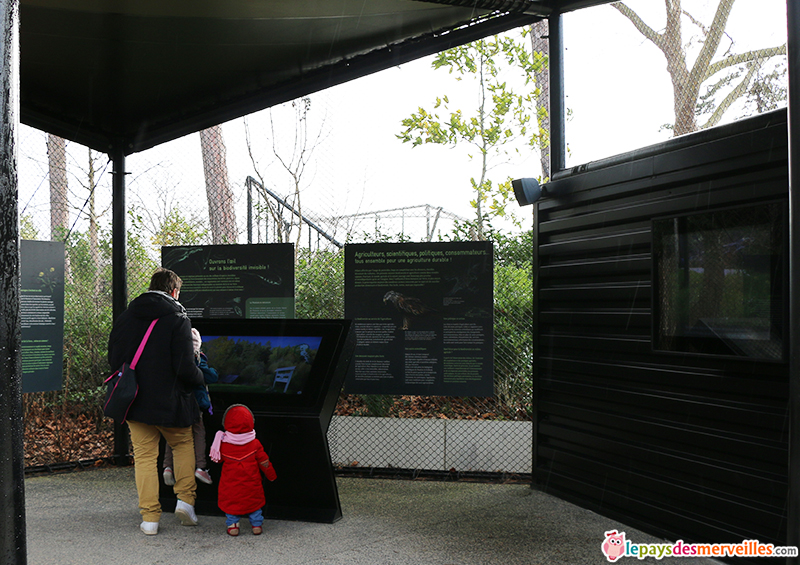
[203,336,318,394]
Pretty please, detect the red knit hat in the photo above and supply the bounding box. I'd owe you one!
[222,404,254,434]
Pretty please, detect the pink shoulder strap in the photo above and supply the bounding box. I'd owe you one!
[130,318,158,370]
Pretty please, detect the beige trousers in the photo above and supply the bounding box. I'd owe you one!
[128,420,196,522]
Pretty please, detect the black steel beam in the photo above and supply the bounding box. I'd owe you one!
[111,146,127,320]
[787,0,800,560]
[412,0,551,16]
[548,11,566,174]
[110,146,129,465]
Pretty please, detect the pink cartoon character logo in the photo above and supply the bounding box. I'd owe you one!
[602,530,626,562]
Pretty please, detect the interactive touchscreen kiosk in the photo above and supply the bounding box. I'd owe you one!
[159,319,354,523]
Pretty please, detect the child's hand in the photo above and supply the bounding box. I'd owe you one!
[260,460,277,481]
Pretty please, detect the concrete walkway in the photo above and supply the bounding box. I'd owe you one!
[25,466,722,565]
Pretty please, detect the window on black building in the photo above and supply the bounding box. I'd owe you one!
[652,201,786,361]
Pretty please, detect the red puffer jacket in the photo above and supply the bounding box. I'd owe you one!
[217,405,277,516]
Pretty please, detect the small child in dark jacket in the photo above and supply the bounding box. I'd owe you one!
[163,328,218,486]
[210,404,277,536]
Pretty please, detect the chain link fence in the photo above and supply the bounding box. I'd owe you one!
[19,117,535,476]
[18,0,787,478]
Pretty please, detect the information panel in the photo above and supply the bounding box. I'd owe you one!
[162,244,295,319]
[20,240,65,393]
[344,242,493,397]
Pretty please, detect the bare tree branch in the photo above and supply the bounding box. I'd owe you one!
[611,2,663,48]
[681,8,707,36]
[244,117,286,242]
[246,99,327,250]
[611,0,785,136]
[687,0,736,88]
[701,59,762,129]
[704,44,787,80]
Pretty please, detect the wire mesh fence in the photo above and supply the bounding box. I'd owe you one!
[19,121,535,475]
[18,0,787,476]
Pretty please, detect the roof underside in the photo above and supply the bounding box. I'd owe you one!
[19,0,614,154]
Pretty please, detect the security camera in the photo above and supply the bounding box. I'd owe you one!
[512,178,545,206]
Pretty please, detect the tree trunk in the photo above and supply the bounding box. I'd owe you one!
[200,125,237,244]
[662,0,698,135]
[531,19,551,181]
[47,134,68,241]
[476,41,488,241]
[611,0,738,136]
[87,148,100,294]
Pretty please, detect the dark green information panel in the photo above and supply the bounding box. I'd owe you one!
[162,244,295,319]
[20,240,65,393]
[344,241,493,397]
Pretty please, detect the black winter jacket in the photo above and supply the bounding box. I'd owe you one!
[107,291,204,427]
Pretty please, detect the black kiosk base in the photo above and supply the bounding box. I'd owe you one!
[159,319,354,524]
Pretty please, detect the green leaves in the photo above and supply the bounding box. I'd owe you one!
[398,28,545,238]
[20,213,39,240]
[397,107,454,146]
[150,207,208,248]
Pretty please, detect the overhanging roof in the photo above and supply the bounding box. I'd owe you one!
[19,0,614,155]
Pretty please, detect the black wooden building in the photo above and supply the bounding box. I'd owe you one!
[533,108,790,551]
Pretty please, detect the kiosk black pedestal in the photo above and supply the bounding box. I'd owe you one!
[159,319,354,523]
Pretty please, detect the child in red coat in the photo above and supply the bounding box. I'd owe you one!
[209,404,277,536]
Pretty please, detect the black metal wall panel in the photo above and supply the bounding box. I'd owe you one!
[534,109,790,551]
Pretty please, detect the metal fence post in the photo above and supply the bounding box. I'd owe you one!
[548,11,565,174]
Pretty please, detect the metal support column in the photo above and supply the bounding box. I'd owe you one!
[111,145,129,465]
[0,0,26,562]
[787,0,800,562]
[548,12,565,174]
[534,9,564,488]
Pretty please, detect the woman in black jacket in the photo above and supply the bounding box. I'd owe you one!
[108,268,204,536]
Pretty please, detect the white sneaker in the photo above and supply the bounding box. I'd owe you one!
[195,468,213,485]
[174,499,198,526]
[140,521,159,535]
[163,467,175,486]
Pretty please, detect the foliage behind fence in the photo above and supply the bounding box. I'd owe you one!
[20,140,535,469]
[18,0,787,472]
[21,218,533,469]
